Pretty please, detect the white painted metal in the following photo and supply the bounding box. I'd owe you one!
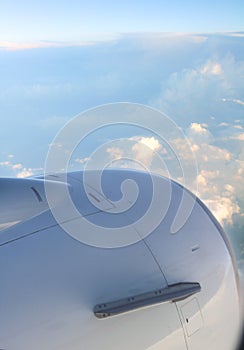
[0,169,241,350]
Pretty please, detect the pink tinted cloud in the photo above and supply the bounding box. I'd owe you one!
[0,40,94,51]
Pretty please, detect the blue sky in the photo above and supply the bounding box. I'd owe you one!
[0,3,243,265]
[0,0,243,42]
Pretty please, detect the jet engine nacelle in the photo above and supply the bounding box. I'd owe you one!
[0,169,241,350]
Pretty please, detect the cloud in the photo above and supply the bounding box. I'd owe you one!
[0,41,86,51]
[231,133,244,141]
[0,33,121,51]
[11,163,22,170]
[133,136,162,151]
[187,123,213,145]
[170,123,244,226]
[200,61,223,75]
[0,33,243,236]
[218,122,229,127]
[147,48,244,228]
[130,33,208,49]
[190,122,209,134]
[0,157,42,177]
[106,147,124,161]
[16,168,34,178]
[0,161,11,167]
[1,123,242,228]
[195,143,231,162]
[105,136,164,170]
[191,166,241,226]
[131,136,163,168]
[224,32,244,38]
[204,196,240,226]
[0,36,119,51]
[151,54,244,123]
[74,157,91,165]
[222,98,244,106]
[102,128,242,227]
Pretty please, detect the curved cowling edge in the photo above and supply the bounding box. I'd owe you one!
[172,178,241,307]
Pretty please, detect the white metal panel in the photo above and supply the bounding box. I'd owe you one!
[180,298,203,337]
[0,211,187,349]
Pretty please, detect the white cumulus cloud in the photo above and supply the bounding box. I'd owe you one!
[200,61,223,75]
[190,122,209,134]
[16,168,34,178]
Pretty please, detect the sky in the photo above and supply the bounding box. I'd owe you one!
[0,2,244,268]
[0,0,243,43]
